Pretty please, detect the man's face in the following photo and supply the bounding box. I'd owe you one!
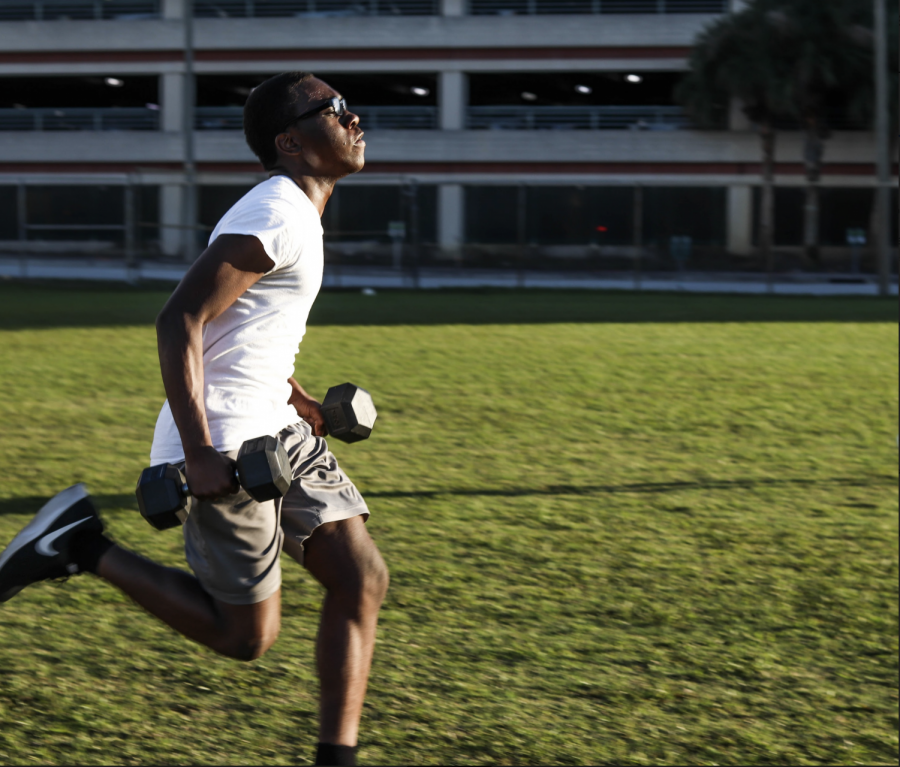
[285,78,365,177]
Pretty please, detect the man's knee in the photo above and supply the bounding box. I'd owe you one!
[222,619,280,661]
[230,629,279,662]
[215,592,281,661]
[334,547,389,613]
[363,553,390,605]
[306,517,389,608]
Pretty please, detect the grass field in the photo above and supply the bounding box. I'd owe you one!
[0,283,896,766]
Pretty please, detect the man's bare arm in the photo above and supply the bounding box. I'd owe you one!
[155,234,275,499]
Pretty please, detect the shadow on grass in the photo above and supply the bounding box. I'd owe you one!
[0,476,895,518]
[0,493,140,519]
[362,475,898,500]
[0,283,896,329]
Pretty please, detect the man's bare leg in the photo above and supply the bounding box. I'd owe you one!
[96,545,281,661]
[302,516,389,746]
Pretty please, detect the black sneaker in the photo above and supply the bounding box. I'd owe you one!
[0,484,104,603]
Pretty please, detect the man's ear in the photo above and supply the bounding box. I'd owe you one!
[274,130,302,160]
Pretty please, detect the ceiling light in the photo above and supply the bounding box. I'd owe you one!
[145,102,160,110]
[575,84,593,95]
[411,86,430,97]
[625,74,643,84]
[104,77,124,87]
[521,91,538,101]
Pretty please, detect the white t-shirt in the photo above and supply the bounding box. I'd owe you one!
[150,175,324,464]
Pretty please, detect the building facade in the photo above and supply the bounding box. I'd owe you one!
[0,0,895,272]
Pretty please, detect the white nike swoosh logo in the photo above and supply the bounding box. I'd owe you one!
[35,517,92,557]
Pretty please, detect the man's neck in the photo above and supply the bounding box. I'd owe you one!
[269,170,337,218]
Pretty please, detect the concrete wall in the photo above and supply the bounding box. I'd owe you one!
[0,129,879,167]
[0,13,717,54]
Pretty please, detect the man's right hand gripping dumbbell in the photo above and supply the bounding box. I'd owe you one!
[136,435,292,531]
[136,383,377,531]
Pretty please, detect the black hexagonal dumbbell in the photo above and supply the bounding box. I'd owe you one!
[135,435,291,531]
[320,383,377,443]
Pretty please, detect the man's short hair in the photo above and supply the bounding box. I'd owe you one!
[243,71,316,170]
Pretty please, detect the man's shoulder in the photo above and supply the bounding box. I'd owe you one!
[222,178,319,231]
[238,176,299,210]
[240,178,318,223]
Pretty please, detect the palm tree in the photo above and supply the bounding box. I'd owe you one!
[675,0,794,276]
[762,0,879,265]
[841,0,899,262]
[680,0,894,271]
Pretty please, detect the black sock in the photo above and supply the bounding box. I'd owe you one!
[315,743,357,766]
[71,530,115,574]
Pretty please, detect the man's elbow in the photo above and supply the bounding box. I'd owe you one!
[155,307,176,335]
[155,305,196,338]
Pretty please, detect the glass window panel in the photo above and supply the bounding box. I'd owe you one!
[137,185,159,245]
[198,185,254,232]
[527,186,633,245]
[332,185,402,240]
[0,187,17,240]
[752,187,804,247]
[25,185,125,240]
[755,187,897,248]
[324,184,436,244]
[465,186,518,244]
[818,188,873,247]
[643,186,726,247]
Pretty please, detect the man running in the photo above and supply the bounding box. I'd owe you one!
[0,71,388,767]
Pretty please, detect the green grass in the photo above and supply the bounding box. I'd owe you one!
[0,283,896,766]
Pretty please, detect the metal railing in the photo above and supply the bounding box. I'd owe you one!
[193,0,437,17]
[1,105,868,134]
[468,105,693,131]
[0,0,726,19]
[0,107,160,131]
[0,0,159,19]
[195,105,438,130]
[468,0,726,13]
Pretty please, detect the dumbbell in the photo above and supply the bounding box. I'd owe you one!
[321,383,377,443]
[135,435,291,531]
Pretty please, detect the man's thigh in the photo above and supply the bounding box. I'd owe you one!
[182,476,283,606]
[277,420,370,568]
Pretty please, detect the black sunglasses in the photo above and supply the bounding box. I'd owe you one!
[280,97,347,133]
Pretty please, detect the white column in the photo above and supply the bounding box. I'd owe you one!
[160,185,184,256]
[161,0,184,19]
[729,97,752,131]
[438,184,465,259]
[161,73,185,133]
[727,185,754,256]
[441,0,464,15]
[439,71,467,131]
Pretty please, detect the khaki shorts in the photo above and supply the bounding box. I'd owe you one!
[180,420,369,605]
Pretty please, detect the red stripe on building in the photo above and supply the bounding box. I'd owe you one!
[359,162,881,175]
[0,51,183,64]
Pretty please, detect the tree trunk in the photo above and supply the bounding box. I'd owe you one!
[803,116,824,265]
[759,121,776,285]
